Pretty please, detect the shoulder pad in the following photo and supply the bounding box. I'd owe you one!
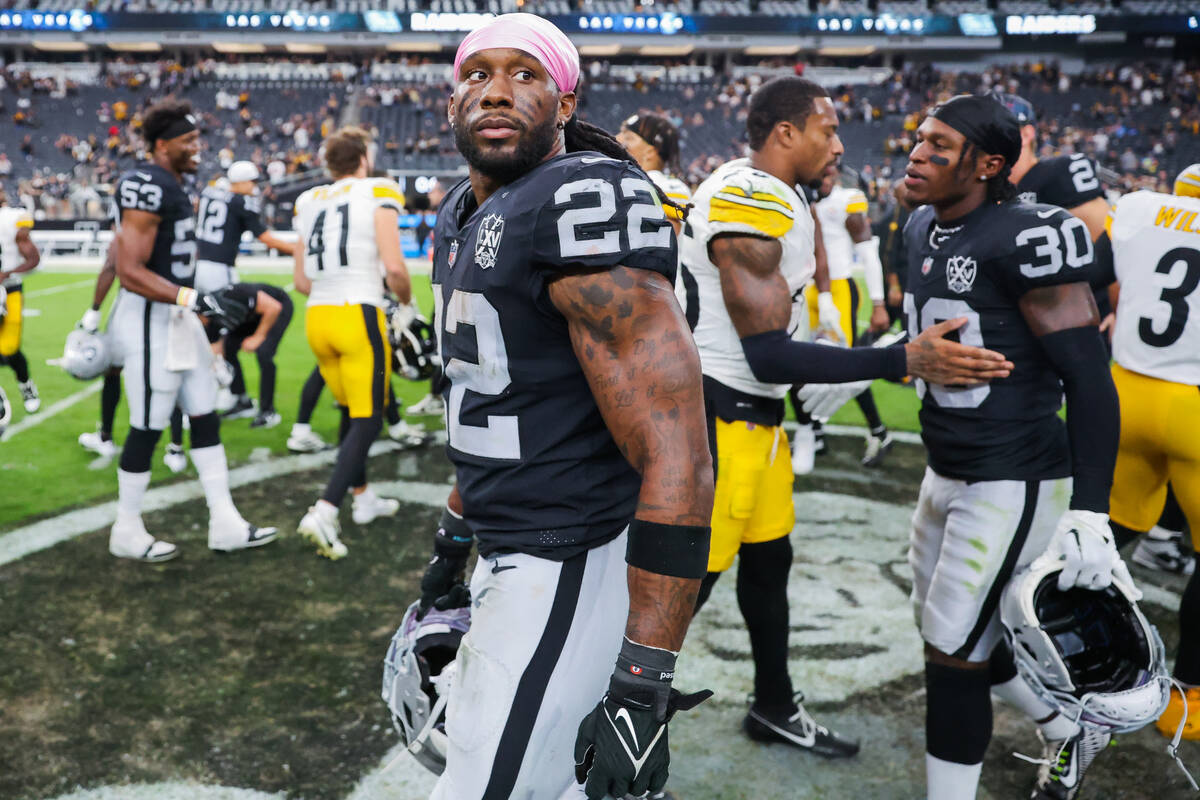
[708,165,797,239]
[845,189,869,214]
[370,178,406,211]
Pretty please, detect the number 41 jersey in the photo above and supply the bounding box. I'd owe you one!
[431,152,676,560]
[903,200,1096,482]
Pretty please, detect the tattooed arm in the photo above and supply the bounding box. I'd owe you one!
[547,266,713,652]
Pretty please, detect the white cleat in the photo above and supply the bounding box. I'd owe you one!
[352,488,401,525]
[387,419,427,447]
[406,393,445,417]
[19,380,39,413]
[208,514,278,552]
[79,430,118,459]
[287,424,328,453]
[109,519,179,562]
[792,424,815,476]
[298,503,347,560]
[163,443,188,474]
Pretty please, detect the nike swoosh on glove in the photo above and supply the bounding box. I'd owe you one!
[796,379,873,421]
[574,688,711,800]
[1043,509,1140,598]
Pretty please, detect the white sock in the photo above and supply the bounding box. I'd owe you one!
[315,498,338,517]
[116,469,151,528]
[190,444,238,520]
[926,754,983,800]
[292,422,311,435]
[992,676,1079,740]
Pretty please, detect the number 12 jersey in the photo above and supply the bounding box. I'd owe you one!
[903,200,1096,482]
[431,152,677,560]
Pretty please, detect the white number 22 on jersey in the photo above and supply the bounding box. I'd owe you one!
[433,286,520,460]
[555,176,671,258]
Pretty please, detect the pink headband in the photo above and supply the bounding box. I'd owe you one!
[453,13,580,94]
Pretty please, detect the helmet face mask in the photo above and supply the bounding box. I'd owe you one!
[1002,560,1169,733]
[381,600,469,774]
[387,303,439,381]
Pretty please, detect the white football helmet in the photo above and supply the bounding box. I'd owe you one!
[1001,557,1170,734]
[0,384,11,436]
[381,600,469,774]
[60,327,112,381]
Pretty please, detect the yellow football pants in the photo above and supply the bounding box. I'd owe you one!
[804,277,859,346]
[0,288,23,357]
[305,303,391,419]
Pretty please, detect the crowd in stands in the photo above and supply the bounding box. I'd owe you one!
[1,54,1196,223]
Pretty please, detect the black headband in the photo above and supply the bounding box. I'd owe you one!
[928,95,1021,170]
[624,114,680,167]
[153,114,198,145]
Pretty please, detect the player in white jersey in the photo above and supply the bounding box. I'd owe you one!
[1104,164,1200,740]
[802,167,892,466]
[293,127,414,560]
[680,76,1013,761]
[0,204,41,413]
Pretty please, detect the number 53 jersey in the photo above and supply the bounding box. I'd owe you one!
[1109,190,1200,385]
[431,152,677,560]
[903,200,1096,482]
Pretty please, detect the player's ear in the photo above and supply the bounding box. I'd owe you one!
[981,153,1005,180]
[446,96,456,128]
[557,91,576,128]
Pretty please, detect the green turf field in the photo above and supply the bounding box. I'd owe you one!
[0,270,919,527]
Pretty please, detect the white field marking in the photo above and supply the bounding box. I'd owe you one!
[783,419,924,446]
[21,307,41,317]
[25,278,95,297]
[0,381,101,442]
[40,256,435,277]
[48,782,284,800]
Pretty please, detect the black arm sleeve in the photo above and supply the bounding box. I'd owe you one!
[1090,231,1115,290]
[1038,325,1119,513]
[739,329,908,385]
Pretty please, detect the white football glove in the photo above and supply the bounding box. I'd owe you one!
[795,379,873,421]
[816,292,845,345]
[80,308,102,333]
[1043,510,1140,599]
[389,301,419,334]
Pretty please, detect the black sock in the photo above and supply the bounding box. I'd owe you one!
[855,388,885,433]
[322,414,381,505]
[385,380,401,426]
[119,427,163,472]
[738,536,796,714]
[100,371,122,440]
[925,661,992,765]
[257,352,277,413]
[169,407,184,447]
[1160,484,1187,534]
[298,365,324,425]
[1111,519,1143,552]
[1176,554,1200,685]
[694,571,721,613]
[229,353,246,397]
[9,351,29,383]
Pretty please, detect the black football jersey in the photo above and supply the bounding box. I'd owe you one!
[903,200,1097,482]
[432,152,677,560]
[196,186,268,267]
[224,282,289,338]
[116,164,197,287]
[1017,154,1104,210]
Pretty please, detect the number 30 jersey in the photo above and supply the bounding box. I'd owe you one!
[431,152,677,560]
[294,177,405,308]
[903,200,1096,482]
[116,164,197,286]
[1109,190,1200,385]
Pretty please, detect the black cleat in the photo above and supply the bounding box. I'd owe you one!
[744,694,859,759]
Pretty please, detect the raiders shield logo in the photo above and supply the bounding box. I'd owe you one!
[475,213,505,270]
[447,240,458,268]
[946,255,977,294]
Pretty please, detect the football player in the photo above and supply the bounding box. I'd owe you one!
[293,127,413,559]
[0,201,41,413]
[616,113,690,235]
[108,99,277,560]
[418,15,714,800]
[1103,163,1200,742]
[679,77,1013,764]
[805,164,892,466]
[196,161,296,421]
[901,94,1126,800]
[210,281,292,430]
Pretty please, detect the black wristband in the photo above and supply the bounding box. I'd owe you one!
[435,507,473,559]
[626,519,710,579]
[609,638,677,714]
[615,638,677,684]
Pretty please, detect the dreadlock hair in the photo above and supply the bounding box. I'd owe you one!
[564,115,690,221]
[960,141,1019,204]
[746,77,830,151]
[141,98,195,149]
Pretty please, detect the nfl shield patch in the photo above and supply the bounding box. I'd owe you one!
[921,257,933,276]
[447,240,458,268]
[475,213,505,270]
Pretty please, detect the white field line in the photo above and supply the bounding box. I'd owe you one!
[39,256,435,276]
[783,419,924,445]
[0,381,101,442]
[25,278,96,297]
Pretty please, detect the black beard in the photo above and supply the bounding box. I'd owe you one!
[455,113,558,186]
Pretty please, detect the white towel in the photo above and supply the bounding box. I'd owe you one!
[164,307,198,372]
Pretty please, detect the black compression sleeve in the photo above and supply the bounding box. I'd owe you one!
[1091,231,1115,290]
[739,329,907,385]
[1038,325,1119,513]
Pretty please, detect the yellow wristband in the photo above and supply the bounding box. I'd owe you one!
[176,287,197,308]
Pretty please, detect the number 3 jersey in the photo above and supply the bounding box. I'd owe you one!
[1108,189,1200,385]
[116,164,196,286]
[431,152,676,560]
[903,200,1096,482]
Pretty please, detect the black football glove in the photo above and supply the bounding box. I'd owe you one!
[195,287,251,332]
[417,507,473,619]
[574,639,712,799]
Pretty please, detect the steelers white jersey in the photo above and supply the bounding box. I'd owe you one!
[815,185,868,281]
[646,169,691,216]
[0,206,34,285]
[679,158,814,398]
[294,177,404,307]
[1110,190,1200,385]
